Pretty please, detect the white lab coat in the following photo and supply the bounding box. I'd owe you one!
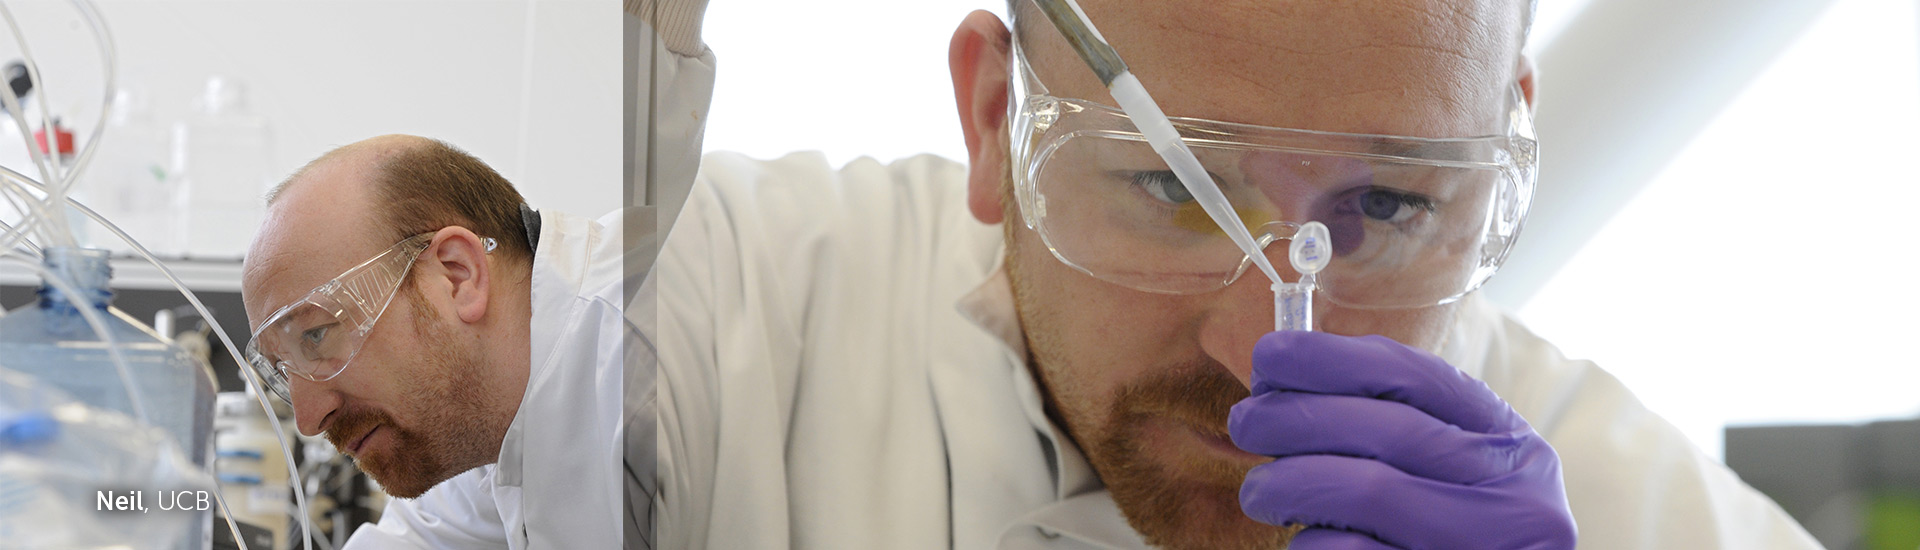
[627,2,718,547]
[651,151,1825,550]
[344,209,627,550]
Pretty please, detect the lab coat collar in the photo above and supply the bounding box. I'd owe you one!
[954,263,1108,507]
[954,261,1026,364]
[1436,295,1493,381]
[494,209,597,488]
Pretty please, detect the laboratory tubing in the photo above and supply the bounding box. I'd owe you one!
[0,2,313,547]
[0,365,215,549]
[0,247,219,550]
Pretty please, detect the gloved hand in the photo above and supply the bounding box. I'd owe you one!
[1228,331,1577,549]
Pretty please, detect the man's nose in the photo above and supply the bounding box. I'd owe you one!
[1197,238,1300,388]
[287,375,342,437]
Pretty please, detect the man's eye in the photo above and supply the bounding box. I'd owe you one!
[1130,171,1197,205]
[299,325,334,356]
[1353,188,1436,223]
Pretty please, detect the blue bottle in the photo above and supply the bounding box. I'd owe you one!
[0,247,218,550]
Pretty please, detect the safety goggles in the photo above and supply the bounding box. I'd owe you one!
[1007,39,1537,309]
[243,231,496,403]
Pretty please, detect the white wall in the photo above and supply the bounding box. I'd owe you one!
[703,0,1004,169]
[0,0,620,258]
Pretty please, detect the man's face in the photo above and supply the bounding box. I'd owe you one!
[241,164,499,499]
[999,1,1527,548]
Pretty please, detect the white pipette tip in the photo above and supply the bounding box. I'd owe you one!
[1104,72,1284,286]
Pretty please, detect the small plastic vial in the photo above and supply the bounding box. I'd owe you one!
[1273,222,1331,332]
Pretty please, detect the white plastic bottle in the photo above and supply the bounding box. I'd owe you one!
[172,77,275,259]
[81,88,178,255]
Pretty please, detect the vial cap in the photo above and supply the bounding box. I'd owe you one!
[1289,221,1332,276]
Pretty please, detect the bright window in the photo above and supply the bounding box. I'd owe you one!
[703,1,1002,169]
[703,0,1588,168]
[1519,0,1920,458]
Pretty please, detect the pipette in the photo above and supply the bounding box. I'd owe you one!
[1031,0,1324,331]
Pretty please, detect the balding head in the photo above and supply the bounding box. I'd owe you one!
[245,136,410,318]
[245,132,537,344]
[265,134,533,265]
[1011,0,1533,138]
[241,135,534,498]
[267,134,432,205]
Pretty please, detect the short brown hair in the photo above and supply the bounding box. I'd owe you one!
[369,139,534,264]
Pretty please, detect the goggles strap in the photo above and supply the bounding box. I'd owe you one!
[520,202,542,254]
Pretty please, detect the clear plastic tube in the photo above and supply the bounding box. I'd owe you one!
[1038,0,1340,332]
[55,0,117,207]
[1273,279,1314,332]
[0,219,41,257]
[1275,221,1331,331]
[0,1,308,544]
[1106,73,1284,287]
[0,0,118,252]
[0,62,56,248]
[0,255,147,424]
[0,182,51,254]
[1,209,259,550]
[0,169,58,255]
[0,1,71,248]
[206,475,252,550]
[4,168,311,550]
[0,174,51,247]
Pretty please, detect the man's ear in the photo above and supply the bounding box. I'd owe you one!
[950,10,1013,225]
[1517,55,1536,109]
[427,227,492,325]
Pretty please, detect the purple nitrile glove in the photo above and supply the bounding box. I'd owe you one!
[1228,331,1577,550]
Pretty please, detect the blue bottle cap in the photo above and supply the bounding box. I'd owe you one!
[0,412,59,447]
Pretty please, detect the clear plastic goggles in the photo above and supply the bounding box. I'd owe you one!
[1008,43,1537,309]
[244,232,495,402]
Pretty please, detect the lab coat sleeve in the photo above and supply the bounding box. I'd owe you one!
[627,211,662,549]
[627,0,715,240]
[342,468,511,549]
[1478,306,1823,550]
[627,0,712,548]
[649,154,804,550]
[626,302,657,550]
[654,151,977,549]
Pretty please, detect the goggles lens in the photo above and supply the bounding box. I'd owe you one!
[1008,36,1536,309]
[244,233,437,402]
[1027,130,1520,307]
